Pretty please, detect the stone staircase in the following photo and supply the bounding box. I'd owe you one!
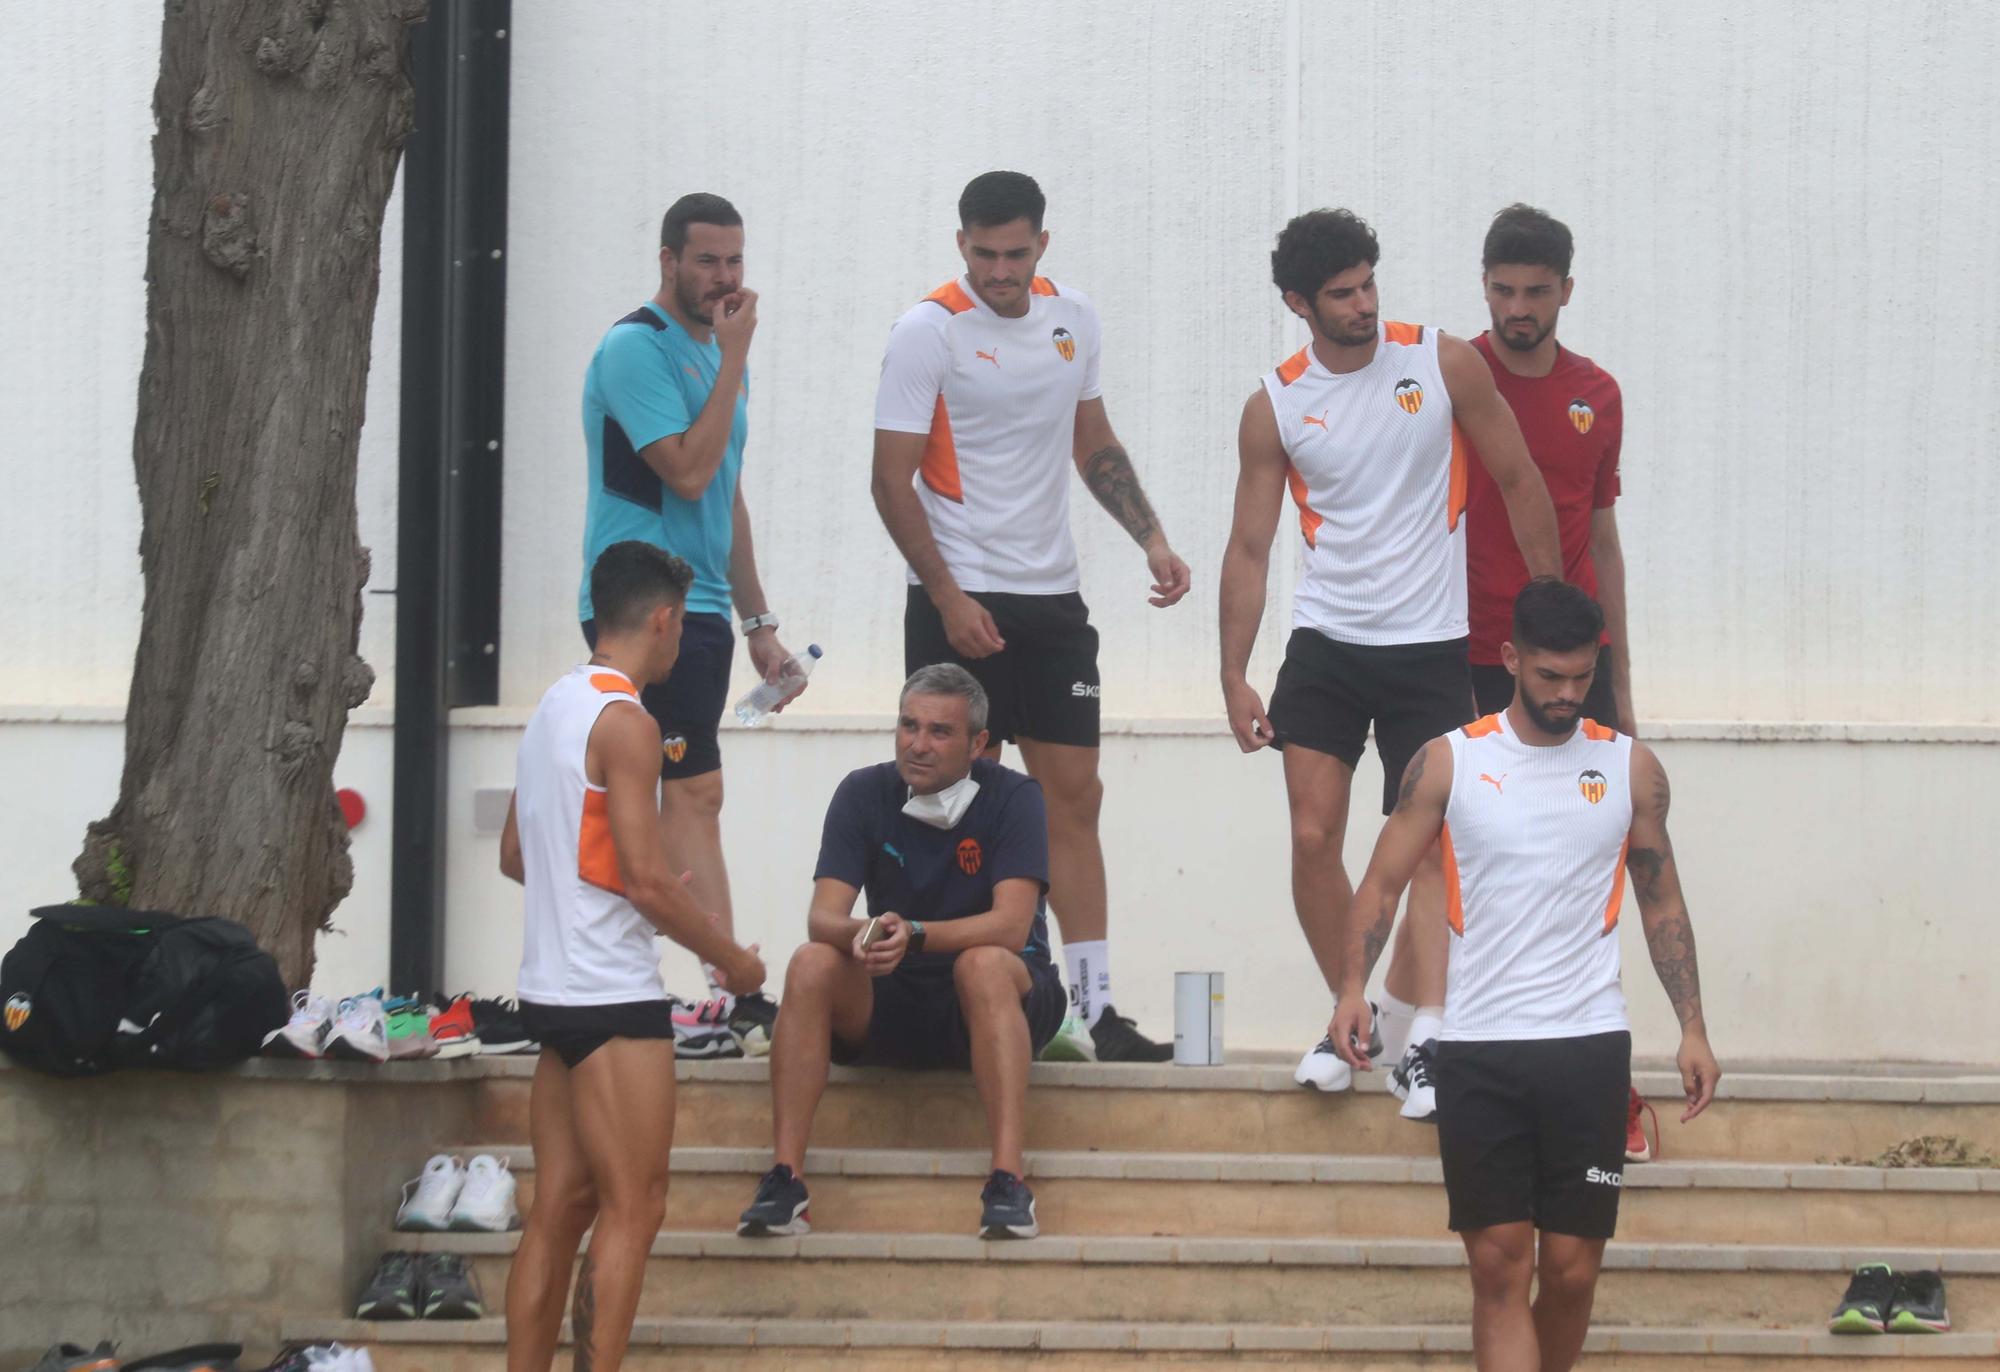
[290,1057,2000,1367]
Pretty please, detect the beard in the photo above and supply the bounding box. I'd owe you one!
[1519,689,1581,737]
[1495,316,1555,352]
[1314,308,1377,347]
[676,275,717,325]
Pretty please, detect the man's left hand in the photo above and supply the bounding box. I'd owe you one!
[747,629,807,711]
[1146,540,1191,609]
[853,912,909,975]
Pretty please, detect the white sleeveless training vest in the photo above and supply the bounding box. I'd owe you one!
[1262,321,1468,645]
[516,664,666,1006]
[1439,710,1634,1042]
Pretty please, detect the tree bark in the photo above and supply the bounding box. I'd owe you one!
[77,0,426,987]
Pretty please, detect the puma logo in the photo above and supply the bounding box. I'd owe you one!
[1479,772,1507,794]
[975,348,1000,367]
[1302,411,1329,430]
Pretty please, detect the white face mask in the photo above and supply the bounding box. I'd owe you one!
[903,775,980,829]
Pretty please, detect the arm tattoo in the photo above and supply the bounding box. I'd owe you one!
[1394,745,1429,812]
[572,1250,597,1372]
[1626,844,1670,903]
[1358,897,1396,980]
[1643,904,1705,1027]
[1080,444,1160,546]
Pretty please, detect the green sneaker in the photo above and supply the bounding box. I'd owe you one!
[1037,1014,1096,1063]
[383,996,437,1060]
[1829,1262,1895,1334]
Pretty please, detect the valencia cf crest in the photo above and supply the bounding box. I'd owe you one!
[4,993,29,1032]
[1051,326,1077,362]
[956,837,983,875]
[1394,378,1424,414]
[663,734,689,765]
[1578,769,1608,804]
[1569,399,1595,434]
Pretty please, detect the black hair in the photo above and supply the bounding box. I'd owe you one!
[590,541,693,632]
[958,171,1045,231]
[1511,576,1604,654]
[660,192,743,252]
[1270,208,1380,301]
[1483,203,1573,278]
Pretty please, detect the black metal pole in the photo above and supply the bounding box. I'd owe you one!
[391,0,510,994]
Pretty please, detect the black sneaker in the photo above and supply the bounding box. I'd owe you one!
[978,1169,1039,1239]
[469,996,536,1055]
[1829,1262,1896,1334]
[737,1163,812,1236]
[25,1345,120,1372]
[417,1251,485,1319]
[1888,1270,1951,1333]
[1088,1004,1173,1063]
[727,992,779,1058]
[354,1251,419,1320]
[123,1347,240,1372]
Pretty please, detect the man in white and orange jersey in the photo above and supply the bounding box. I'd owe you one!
[498,541,767,1372]
[872,170,1192,1063]
[1219,208,1562,1103]
[1332,578,1719,1372]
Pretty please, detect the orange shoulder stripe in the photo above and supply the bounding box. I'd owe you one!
[1382,320,1424,345]
[1602,837,1631,933]
[589,673,635,695]
[1030,277,1059,296]
[1441,822,1465,936]
[1285,462,1322,549]
[1274,347,1311,386]
[1462,713,1503,738]
[1582,719,1617,741]
[924,280,977,313]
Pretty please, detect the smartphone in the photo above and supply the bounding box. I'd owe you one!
[859,916,886,952]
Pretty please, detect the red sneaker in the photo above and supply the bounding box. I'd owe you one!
[429,993,482,1059]
[1626,1086,1658,1163]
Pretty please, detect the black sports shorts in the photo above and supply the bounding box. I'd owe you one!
[519,999,675,1069]
[1470,645,1617,726]
[1266,629,1476,814]
[831,961,1067,1071]
[904,587,1100,748]
[581,611,734,780]
[1435,1030,1632,1240]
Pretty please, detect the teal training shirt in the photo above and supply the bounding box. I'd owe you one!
[578,301,748,620]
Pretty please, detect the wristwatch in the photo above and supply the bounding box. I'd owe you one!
[905,919,927,955]
[740,613,780,636]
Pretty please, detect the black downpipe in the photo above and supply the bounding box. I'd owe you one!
[390,0,510,995]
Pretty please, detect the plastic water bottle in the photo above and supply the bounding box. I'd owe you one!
[734,644,822,726]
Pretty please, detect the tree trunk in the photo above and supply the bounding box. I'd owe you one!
[76,0,426,988]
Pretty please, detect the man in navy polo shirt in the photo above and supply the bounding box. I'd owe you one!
[737,664,1066,1241]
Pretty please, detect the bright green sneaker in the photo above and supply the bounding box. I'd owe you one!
[1037,1014,1096,1063]
[384,996,437,1060]
[1829,1263,1895,1334]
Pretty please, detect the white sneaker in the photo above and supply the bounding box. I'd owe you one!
[397,1153,466,1231]
[1390,1040,1439,1122]
[263,989,333,1058]
[1294,1035,1353,1091]
[449,1153,520,1231]
[304,1345,373,1372]
[323,991,390,1063]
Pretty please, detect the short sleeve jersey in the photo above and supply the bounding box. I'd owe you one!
[578,302,748,621]
[874,276,1103,594]
[1464,333,1623,664]
[813,758,1054,977]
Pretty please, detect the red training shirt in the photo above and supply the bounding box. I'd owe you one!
[1464,331,1623,665]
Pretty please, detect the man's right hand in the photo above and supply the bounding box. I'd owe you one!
[713,287,759,360]
[1223,677,1274,753]
[938,591,1006,659]
[715,944,766,997]
[852,912,910,976]
[1330,994,1375,1072]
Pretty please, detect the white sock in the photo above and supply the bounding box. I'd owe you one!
[1409,1007,1445,1055]
[1063,940,1110,1028]
[699,964,735,1012]
[1376,991,1417,1064]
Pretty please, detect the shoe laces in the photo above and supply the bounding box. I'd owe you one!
[456,1155,508,1209]
[981,1168,1028,1203]
[287,990,330,1027]
[679,996,731,1025]
[754,1163,798,1200]
[403,1155,462,1213]
[1627,1088,1660,1156]
[1845,1263,1896,1304]
[335,995,383,1033]
[1401,1043,1434,1089]
[1895,1269,1942,1304]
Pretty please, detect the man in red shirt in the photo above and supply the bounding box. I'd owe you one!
[1465,205,1634,735]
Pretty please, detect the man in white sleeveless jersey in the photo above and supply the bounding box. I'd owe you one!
[498,541,768,1372]
[1332,578,1720,1372]
[1219,208,1562,1105]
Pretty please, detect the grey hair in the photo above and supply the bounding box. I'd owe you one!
[900,663,989,734]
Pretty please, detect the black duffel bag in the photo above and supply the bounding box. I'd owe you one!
[0,905,288,1076]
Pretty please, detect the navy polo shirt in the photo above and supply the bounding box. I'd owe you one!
[814,758,1053,977]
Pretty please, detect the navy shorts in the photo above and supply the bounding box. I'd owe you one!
[519,999,674,1069]
[904,587,1100,747]
[832,960,1067,1070]
[581,612,734,780]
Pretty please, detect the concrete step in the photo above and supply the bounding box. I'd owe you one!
[375,1231,2000,1330]
[285,1316,2000,1368]
[472,1145,2000,1247]
[468,1060,2000,1164]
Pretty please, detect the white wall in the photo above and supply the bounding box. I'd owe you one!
[4,3,1999,1065]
